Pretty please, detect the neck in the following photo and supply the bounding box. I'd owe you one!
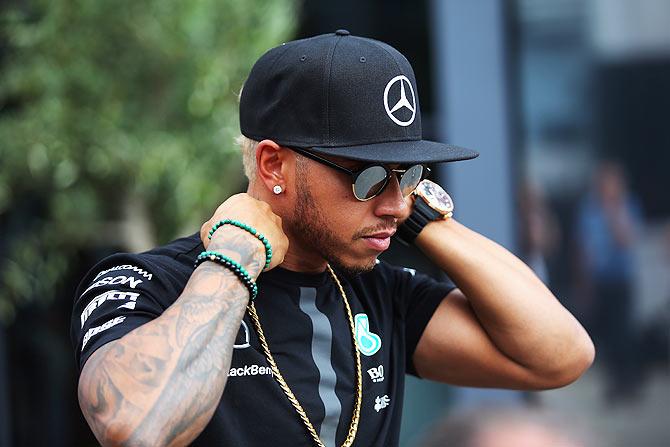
[281,247,328,273]
[247,182,328,274]
[279,231,329,273]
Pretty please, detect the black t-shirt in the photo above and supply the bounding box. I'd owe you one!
[70,233,454,446]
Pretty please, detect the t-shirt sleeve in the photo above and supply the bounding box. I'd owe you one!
[70,254,174,373]
[395,266,455,377]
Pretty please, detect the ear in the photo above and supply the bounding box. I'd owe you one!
[255,139,292,195]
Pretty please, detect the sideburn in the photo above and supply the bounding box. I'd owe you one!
[291,160,374,276]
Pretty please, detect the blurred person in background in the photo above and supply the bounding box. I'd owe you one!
[576,160,643,402]
[417,406,594,447]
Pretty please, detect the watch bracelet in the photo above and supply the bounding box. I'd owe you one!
[395,194,445,245]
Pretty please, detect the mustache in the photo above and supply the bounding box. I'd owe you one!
[353,219,397,239]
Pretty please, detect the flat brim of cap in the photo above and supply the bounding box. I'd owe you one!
[309,139,479,164]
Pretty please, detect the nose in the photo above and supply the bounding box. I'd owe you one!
[373,174,409,220]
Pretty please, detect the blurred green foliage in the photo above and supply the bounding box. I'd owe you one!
[0,0,297,322]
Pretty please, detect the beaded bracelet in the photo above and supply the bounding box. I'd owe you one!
[194,251,258,301]
[208,219,272,270]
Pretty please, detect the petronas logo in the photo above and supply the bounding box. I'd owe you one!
[354,313,382,356]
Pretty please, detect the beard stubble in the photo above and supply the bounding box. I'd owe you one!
[291,177,377,277]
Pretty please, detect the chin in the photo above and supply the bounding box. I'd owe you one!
[330,255,378,277]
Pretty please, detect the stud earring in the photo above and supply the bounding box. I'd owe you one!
[273,185,283,194]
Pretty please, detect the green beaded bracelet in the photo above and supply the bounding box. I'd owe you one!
[208,219,272,270]
[194,251,258,300]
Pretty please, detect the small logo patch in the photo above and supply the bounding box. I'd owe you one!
[374,395,391,412]
[228,364,273,377]
[355,313,382,356]
[367,365,385,383]
[234,321,251,349]
[383,75,416,126]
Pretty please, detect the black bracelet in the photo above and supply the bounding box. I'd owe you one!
[194,251,258,301]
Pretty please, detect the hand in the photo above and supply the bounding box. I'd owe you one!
[399,191,416,223]
[200,193,289,274]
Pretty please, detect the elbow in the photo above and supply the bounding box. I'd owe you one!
[77,388,139,447]
[535,332,596,390]
[77,345,157,447]
[78,390,163,447]
[558,336,595,387]
[78,374,154,447]
[81,412,156,447]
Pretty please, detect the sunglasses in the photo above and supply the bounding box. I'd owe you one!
[288,146,430,201]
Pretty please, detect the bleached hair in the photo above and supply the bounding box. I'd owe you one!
[236,135,259,182]
[236,82,260,182]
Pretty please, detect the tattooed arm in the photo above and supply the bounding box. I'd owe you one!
[77,195,288,447]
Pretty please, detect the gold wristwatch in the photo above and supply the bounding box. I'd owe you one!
[395,179,453,245]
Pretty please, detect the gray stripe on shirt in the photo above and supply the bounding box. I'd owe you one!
[298,287,342,447]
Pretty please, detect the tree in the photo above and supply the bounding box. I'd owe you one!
[0,0,297,322]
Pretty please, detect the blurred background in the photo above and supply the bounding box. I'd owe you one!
[1,0,668,446]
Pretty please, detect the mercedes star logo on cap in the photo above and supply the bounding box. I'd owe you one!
[383,75,416,127]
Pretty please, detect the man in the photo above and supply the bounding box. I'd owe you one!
[576,160,641,401]
[71,31,594,446]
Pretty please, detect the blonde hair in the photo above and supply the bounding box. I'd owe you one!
[236,82,260,183]
[236,134,259,182]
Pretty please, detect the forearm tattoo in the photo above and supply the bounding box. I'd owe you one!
[78,233,264,446]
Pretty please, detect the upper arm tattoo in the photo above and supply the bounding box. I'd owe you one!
[78,233,264,446]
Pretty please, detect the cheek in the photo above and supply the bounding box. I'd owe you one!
[330,209,357,235]
[325,171,353,199]
[312,169,358,207]
[319,200,366,244]
[400,196,414,220]
[308,167,371,238]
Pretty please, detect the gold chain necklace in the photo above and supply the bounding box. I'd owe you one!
[247,265,362,447]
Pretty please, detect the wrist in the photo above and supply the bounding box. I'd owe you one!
[195,251,259,300]
[208,227,265,278]
[415,217,457,247]
[209,219,273,271]
[395,179,454,245]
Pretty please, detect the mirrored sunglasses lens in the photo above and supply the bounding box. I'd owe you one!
[399,165,424,196]
[354,166,388,200]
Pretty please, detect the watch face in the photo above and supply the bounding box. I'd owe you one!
[417,180,454,214]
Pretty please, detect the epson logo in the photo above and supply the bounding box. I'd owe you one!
[81,275,143,297]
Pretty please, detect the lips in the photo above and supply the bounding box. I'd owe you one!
[364,230,396,239]
[361,229,396,252]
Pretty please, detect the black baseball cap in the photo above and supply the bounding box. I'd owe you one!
[239,30,478,164]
